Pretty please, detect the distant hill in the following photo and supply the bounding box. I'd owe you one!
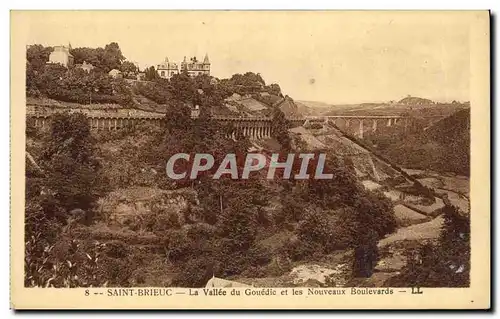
[398,96,435,106]
[296,100,362,116]
[296,100,336,109]
[297,96,468,123]
[294,101,332,116]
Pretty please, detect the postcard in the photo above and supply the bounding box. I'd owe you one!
[11,10,490,309]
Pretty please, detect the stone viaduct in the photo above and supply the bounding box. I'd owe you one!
[304,115,410,139]
[26,107,419,140]
[27,108,304,140]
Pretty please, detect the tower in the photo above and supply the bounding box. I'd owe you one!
[202,53,211,76]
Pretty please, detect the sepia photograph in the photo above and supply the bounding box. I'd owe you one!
[10,10,490,309]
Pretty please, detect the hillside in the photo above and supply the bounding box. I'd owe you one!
[289,125,410,184]
[26,43,304,119]
[27,67,299,119]
[379,108,470,176]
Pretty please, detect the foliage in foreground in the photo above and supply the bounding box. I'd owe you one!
[25,113,110,287]
[385,204,470,287]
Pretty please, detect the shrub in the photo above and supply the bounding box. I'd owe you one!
[282,197,306,222]
[105,240,128,259]
[307,123,323,130]
[297,210,339,254]
[162,230,192,263]
[25,234,109,288]
[281,239,322,262]
[171,256,214,288]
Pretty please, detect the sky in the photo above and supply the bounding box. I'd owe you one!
[19,11,472,104]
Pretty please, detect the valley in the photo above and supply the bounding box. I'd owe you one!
[24,42,470,289]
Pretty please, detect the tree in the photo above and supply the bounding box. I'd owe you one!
[34,66,120,104]
[230,72,265,86]
[101,42,125,72]
[40,112,108,213]
[26,44,53,71]
[164,101,193,132]
[289,153,396,275]
[267,83,282,96]
[352,229,379,277]
[297,209,337,253]
[69,43,124,73]
[26,62,41,97]
[170,72,198,103]
[192,74,225,107]
[120,61,138,74]
[25,113,111,288]
[70,47,105,71]
[144,66,158,81]
[435,204,470,286]
[172,257,215,287]
[36,64,68,98]
[218,199,257,253]
[271,107,291,150]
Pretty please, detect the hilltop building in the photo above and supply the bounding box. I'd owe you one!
[156,54,210,79]
[181,54,211,77]
[48,44,74,68]
[156,57,180,80]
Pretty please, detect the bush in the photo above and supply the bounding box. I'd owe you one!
[307,123,323,130]
[100,256,135,287]
[144,212,181,232]
[281,239,323,262]
[162,230,193,263]
[172,257,214,288]
[282,197,306,222]
[133,81,173,105]
[25,235,109,288]
[297,210,340,254]
[105,240,128,259]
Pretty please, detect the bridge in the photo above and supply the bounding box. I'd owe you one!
[26,105,417,140]
[304,115,413,138]
[26,106,305,140]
